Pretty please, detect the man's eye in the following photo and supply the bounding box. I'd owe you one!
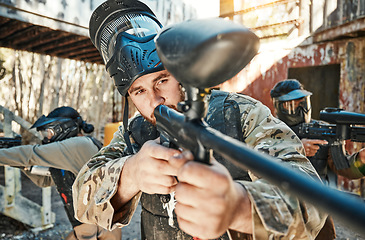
[135,89,145,95]
[158,79,168,85]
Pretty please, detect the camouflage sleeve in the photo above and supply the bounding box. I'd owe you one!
[328,151,365,179]
[349,151,365,177]
[234,94,327,238]
[73,124,141,231]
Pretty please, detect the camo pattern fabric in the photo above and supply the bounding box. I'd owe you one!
[73,92,328,239]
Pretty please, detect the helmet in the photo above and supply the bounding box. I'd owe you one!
[30,106,94,144]
[89,0,164,96]
[270,79,312,126]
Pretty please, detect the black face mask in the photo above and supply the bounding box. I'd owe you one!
[99,12,163,96]
[39,120,79,144]
[276,107,307,126]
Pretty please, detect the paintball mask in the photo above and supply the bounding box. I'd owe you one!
[30,107,81,144]
[271,79,313,126]
[89,0,164,96]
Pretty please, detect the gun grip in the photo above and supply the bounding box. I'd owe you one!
[329,141,350,170]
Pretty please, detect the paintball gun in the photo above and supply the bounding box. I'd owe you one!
[0,135,22,148]
[291,107,365,169]
[153,18,365,235]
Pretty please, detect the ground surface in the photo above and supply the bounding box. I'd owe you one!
[0,168,363,240]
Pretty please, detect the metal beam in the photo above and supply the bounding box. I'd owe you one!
[313,17,365,42]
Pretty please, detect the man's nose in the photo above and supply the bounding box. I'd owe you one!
[150,91,165,108]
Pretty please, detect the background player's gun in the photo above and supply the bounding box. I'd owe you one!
[292,107,365,169]
[0,135,21,148]
[153,18,365,235]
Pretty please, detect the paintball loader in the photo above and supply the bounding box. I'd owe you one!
[153,18,365,235]
[292,107,365,169]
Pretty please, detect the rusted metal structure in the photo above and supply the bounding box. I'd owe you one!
[0,105,55,230]
[0,0,104,64]
[220,0,365,196]
[0,0,107,229]
[0,0,203,66]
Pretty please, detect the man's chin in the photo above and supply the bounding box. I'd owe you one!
[144,116,156,125]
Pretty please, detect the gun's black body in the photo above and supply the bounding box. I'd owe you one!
[292,108,365,169]
[294,108,365,142]
[0,136,22,148]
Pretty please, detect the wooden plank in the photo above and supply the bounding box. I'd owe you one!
[0,185,55,229]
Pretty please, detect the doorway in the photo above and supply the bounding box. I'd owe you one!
[288,64,340,120]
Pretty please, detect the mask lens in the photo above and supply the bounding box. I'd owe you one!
[48,128,55,138]
[298,96,310,113]
[40,128,55,140]
[100,13,161,63]
[280,97,310,115]
[282,101,295,114]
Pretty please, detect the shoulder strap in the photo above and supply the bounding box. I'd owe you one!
[86,136,103,150]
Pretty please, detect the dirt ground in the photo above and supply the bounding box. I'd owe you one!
[0,168,364,240]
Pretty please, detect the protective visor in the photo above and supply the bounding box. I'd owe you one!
[99,12,162,64]
[274,96,311,115]
[40,128,56,140]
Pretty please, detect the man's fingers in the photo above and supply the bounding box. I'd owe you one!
[308,139,328,145]
[177,160,230,191]
[141,182,176,195]
[168,151,194,169]
[143,140,181,160]
[302,139,328,157]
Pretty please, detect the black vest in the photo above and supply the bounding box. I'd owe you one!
[50,136,102,228]
[129,91,250,240]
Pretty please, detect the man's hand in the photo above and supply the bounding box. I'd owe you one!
[111,140,182,210]
[126,140,182,194]
[301,138,328,157]
[170,151,252,239]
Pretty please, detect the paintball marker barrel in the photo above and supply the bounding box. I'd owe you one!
[320,107,365,125]
[318,107,365,143]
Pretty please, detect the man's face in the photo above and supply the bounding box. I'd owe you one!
[128,70,185,124]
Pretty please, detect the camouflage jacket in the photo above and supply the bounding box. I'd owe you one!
[73,92,327,239]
